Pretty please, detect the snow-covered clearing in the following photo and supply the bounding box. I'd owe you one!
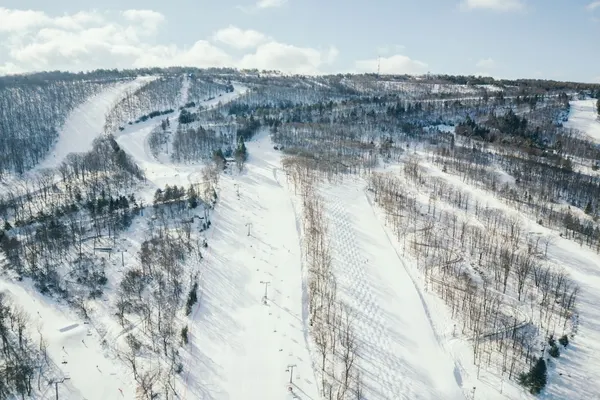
[181,132,319,399]
[321,180,464,399]
[564,99,600,143]
[37,77,155,170]
[0,277,135,400]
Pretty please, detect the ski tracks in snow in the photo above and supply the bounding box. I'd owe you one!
[322,182,464,400]
[327,199,406,398]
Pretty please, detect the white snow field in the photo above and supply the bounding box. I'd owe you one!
[321,181,464,399]
[180,132,320,399]
[564,99,600,143]
[37,76,155,170]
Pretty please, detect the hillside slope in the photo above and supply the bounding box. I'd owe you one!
[322,181,464,399]
[37,77,155,170]
[181,132,319,399]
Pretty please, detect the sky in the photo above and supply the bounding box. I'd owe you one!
[0,0,599,82]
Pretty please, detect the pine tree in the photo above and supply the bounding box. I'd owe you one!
[519,358,547,394]
[185,281,199,316]
[187,185,198,209]
[529,357,547,394]
[234,137,248,171]
[597,98,600,117]
[153,189,163,205]
[585,200,593,215]
[181,326,189,345]
[558,334,569,347]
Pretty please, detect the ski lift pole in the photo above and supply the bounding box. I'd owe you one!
[286,364,296,384]
[259,281,270,302]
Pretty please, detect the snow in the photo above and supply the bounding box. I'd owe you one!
[476,84,504,92]
[4,73,600,400]
[37,77,155,170]
[564,99,600,143]
[396,151,600,400]
[426,124,455,134]
[0,279,135,400]
[115,83,248,204]
[321,181,464,399]
[180,132,319,399]
[200,83,249,110]
[118,121,463,399]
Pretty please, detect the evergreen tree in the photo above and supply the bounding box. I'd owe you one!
[597,98,600,117]
[585,200,593,215]
[234,136,248,171]
[558,334,569,347]
[185,281,199,316]
[181,326,189,344]
[518,357,547,394]
[153,188,163,205]
[187,185,198,209]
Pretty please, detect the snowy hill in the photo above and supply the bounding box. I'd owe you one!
[1,70,600,400]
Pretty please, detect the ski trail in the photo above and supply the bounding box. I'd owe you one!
[323,181,464,400]
[181,132,319,400]
[37,77,154,170]
[564,99,600,144]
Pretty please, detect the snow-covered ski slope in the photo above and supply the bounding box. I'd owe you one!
[394,153,600,400]
[37,76,155,170]
[322,182,464,399]
[121,124,464,399]
[181,132,320,399]
[565,99,600,143]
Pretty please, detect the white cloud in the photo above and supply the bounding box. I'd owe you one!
[476,58,496,69]
[355,54,428,75]
[122,10,165,34]
[237,0,287,14]
[0,7,50,32]
[256,0,287,9]
[0,10,336,75]
[53,12,105,30]
[461,0,524,12]
[240,42,337,75]
[212,26,268,49]
[132,41,233,69]
[325,47,339,64]
[587,1,600,10]
[0,62,22,75]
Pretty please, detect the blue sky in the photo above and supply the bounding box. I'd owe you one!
[1,0,599,82]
